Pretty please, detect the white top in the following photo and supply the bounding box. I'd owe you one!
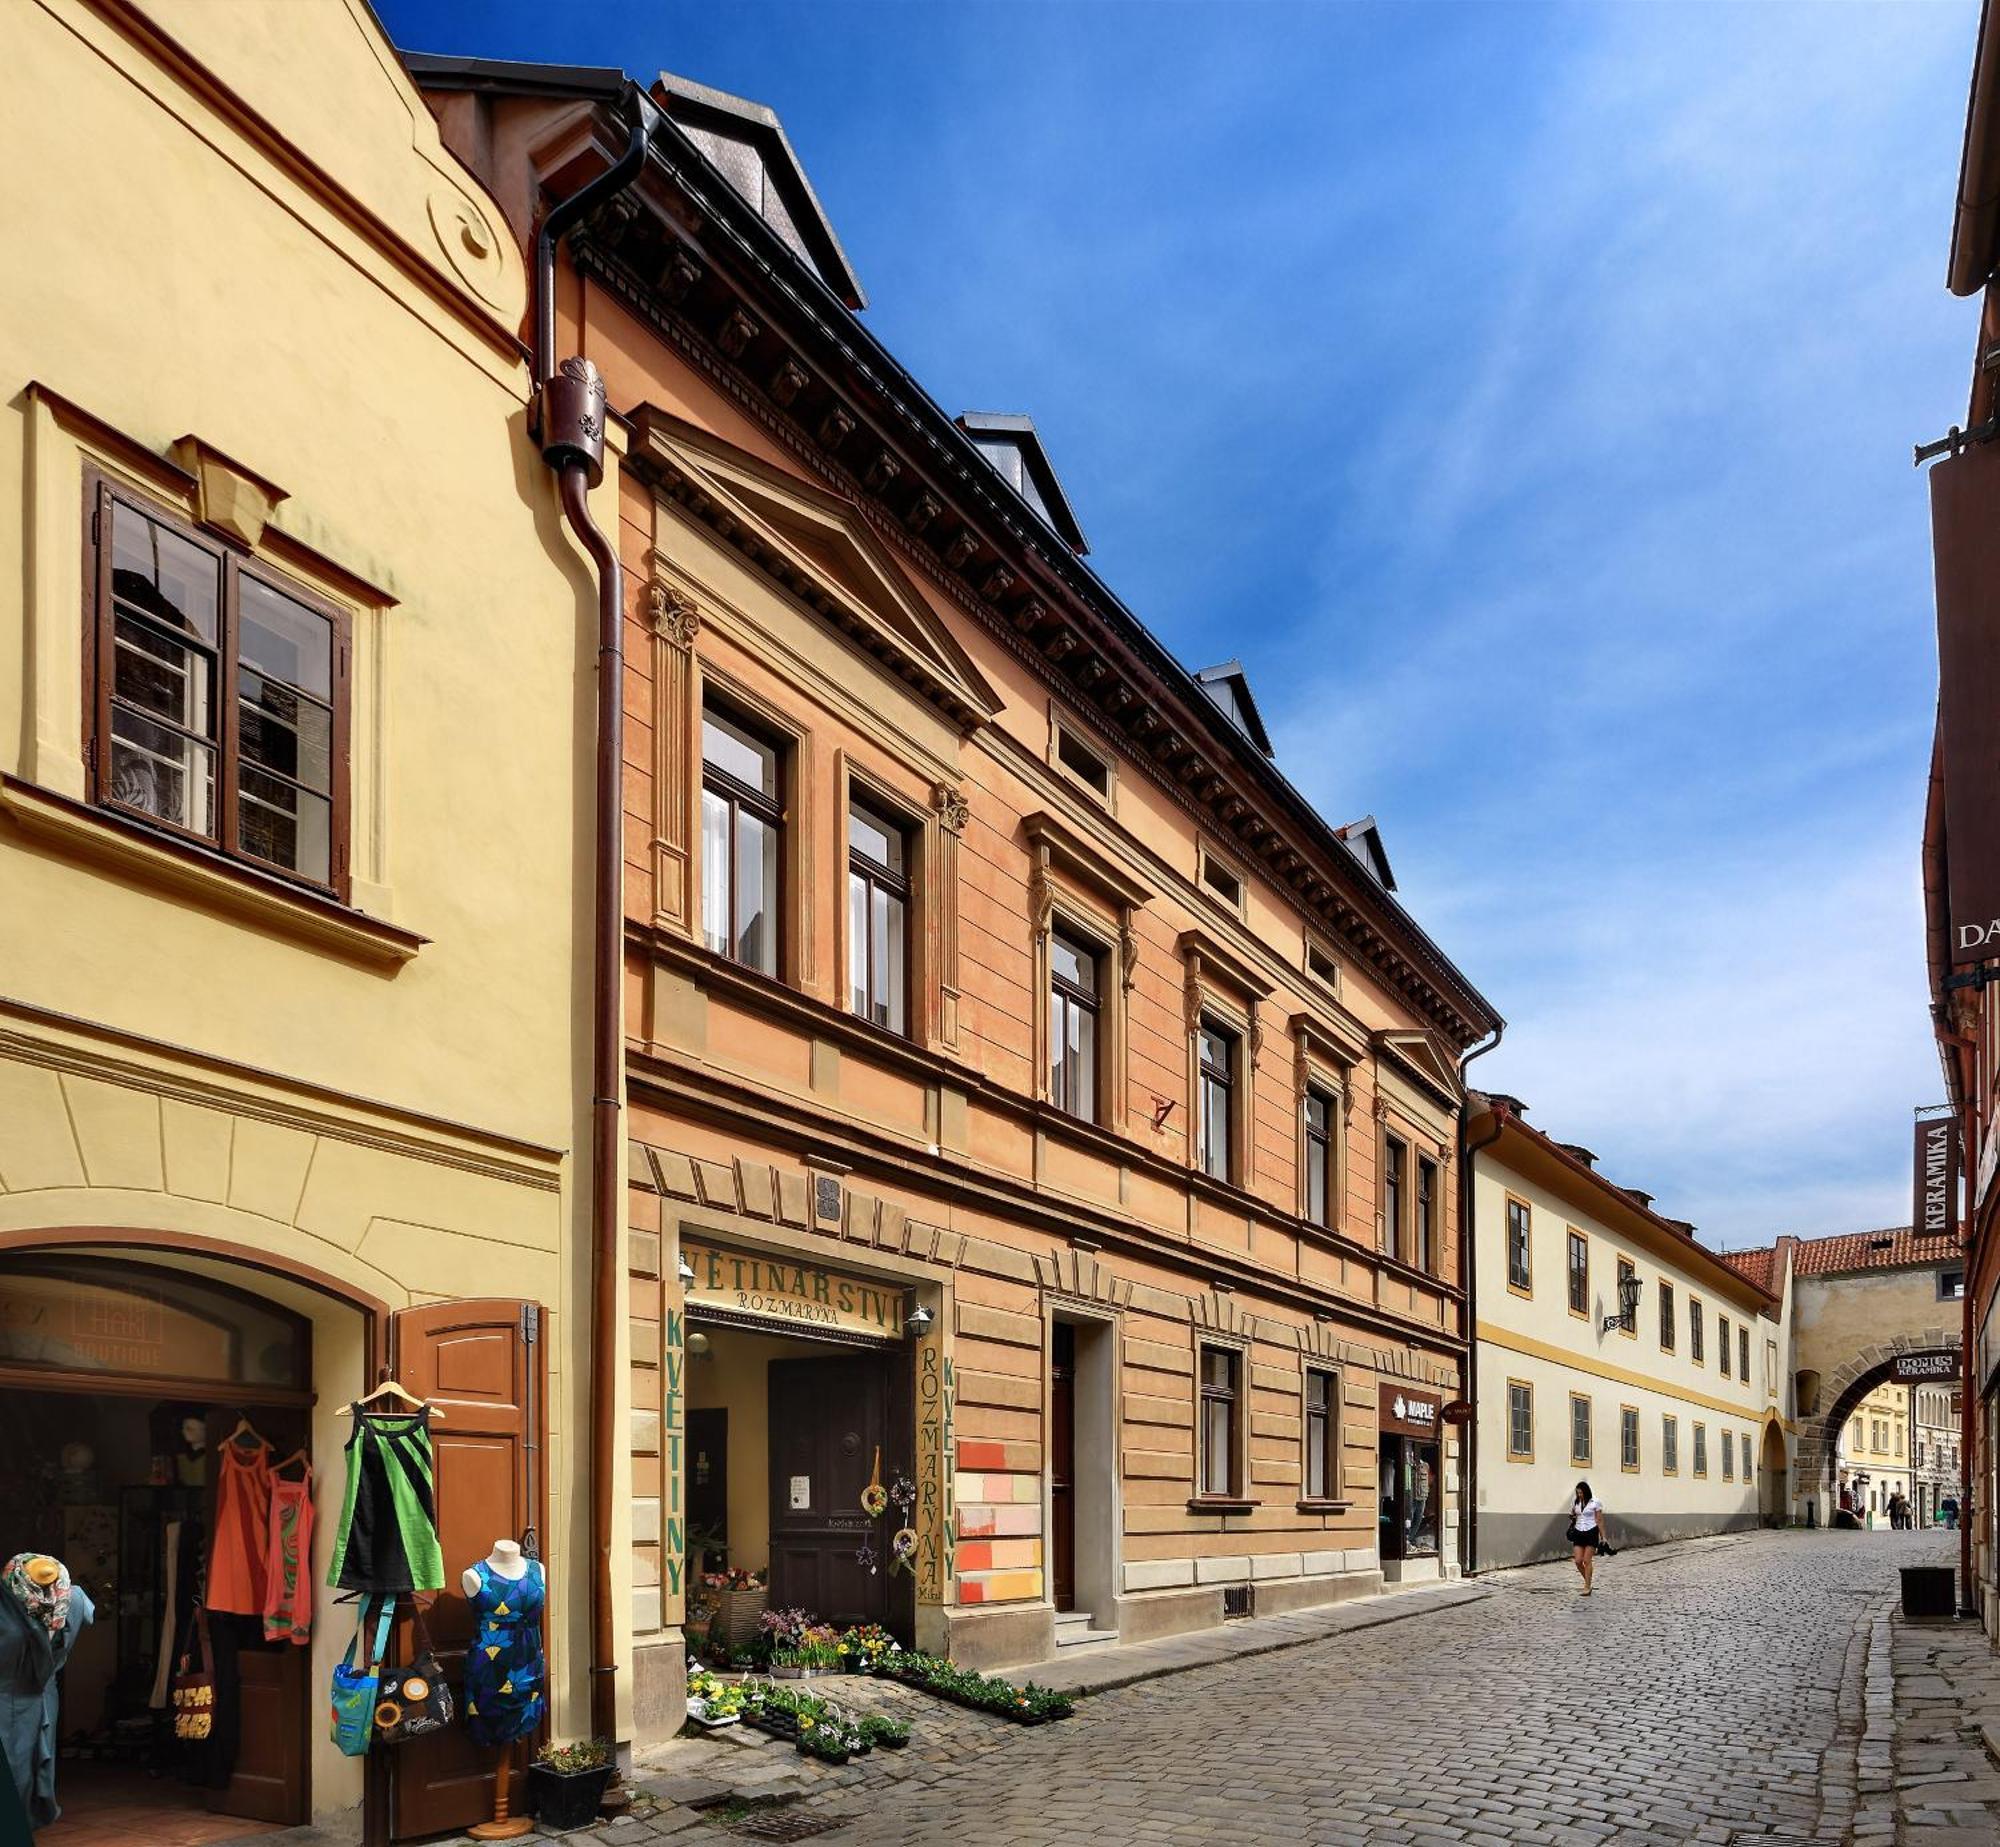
[1573,1498,1603,1531]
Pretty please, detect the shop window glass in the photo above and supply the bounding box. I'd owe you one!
[0,1258,306,1391]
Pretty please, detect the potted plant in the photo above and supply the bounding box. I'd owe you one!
[858,1714,910,1750]
[528,1738,615,1831]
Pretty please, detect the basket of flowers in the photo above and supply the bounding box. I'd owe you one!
[701,1568,769,1651]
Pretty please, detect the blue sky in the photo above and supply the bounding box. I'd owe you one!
[382,0,1977,1248]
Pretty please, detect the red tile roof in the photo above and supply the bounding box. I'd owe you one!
[1721,1246,1777,1291]
[1734,1226,1959,1279]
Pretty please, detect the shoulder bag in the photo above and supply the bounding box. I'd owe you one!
[169,1606,216,1742]
[374,1603,455,1745]
[331,1596,396,1757]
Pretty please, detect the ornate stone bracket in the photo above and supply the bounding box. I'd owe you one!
[646,578,701,649]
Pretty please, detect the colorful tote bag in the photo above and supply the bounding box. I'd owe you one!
[373,1606,455,1746]
[330,1596,396,1757]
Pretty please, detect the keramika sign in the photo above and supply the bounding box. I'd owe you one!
[682,1239,906,1342]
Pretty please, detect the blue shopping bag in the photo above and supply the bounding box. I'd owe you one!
[330,1596,395,1757]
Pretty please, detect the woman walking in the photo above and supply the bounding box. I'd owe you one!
[1568,1480,1612,1595]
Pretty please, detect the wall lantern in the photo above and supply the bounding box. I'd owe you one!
[905,1303,935,1336]
[1602,1271,1642,1336]
[677,1255,696,1285]
[686,1329,712,1359]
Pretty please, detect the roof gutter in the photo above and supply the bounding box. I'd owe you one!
[1456,1027,1504,1578]
[1950,0,2000,297]
[529,79,662,1753]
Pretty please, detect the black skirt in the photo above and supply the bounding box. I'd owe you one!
[1567,1525,1603,1550]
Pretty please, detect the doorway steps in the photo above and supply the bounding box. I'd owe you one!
[1054,1610,1120,1653]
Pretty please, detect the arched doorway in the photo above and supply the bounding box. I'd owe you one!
[1795,1330,1961,1526]
[1759,1418,1788,1526]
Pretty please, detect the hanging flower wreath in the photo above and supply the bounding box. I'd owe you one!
[889,1474,917,1517]
[888,1527,919,1578]
[860,1483,890,1518]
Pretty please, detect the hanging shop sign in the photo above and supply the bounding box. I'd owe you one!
[1379,1383,1442,1439]
[1930,443,2000,965]
[681,1239,906,1342]
[1890,1349,1962,1385]
[1913,1114,1961,1240]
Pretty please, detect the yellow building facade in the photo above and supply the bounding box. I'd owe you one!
[0,2,602,1834]
[1839,1382,1912,1521]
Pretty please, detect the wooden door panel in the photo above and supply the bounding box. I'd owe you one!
[768,1356,889,1629]
[1050,1325,1075,1614]
[388,1300,543,1841]
[224,1645,305,1823]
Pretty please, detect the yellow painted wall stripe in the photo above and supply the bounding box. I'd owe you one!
[1478,1322,1795,1432]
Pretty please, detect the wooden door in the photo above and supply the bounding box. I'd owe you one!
[388,1299,544,1842]
[204,1399,310,1825]
[768,1354,890,1626]
[1050,1323,1076,1614]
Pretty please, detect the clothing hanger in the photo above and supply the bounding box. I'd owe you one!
[337,1377,446,1420]
[224,1414,269,1449]
[271,1448,310,1479]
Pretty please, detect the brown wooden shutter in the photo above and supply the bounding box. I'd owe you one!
[388,1299,545,1841]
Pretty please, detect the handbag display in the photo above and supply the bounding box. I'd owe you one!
[168,1606,216,1742]
[373,1605,455,1745]
[330,1596,396,1758]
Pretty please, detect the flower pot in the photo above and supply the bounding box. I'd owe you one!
[528,1763,614,1831]
[717,1585,768,1650]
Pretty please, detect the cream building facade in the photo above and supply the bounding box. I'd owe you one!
[0,3,599,1836]
[1468,1096,1795,1569]
[1839,1382,1913,1521]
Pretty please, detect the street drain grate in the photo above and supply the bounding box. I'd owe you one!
[729,1810,854,1842]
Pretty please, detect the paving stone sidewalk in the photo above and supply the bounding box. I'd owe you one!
[1885,1593,2000,1845]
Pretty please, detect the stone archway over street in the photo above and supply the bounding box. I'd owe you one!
[1795,1325,1962,1498]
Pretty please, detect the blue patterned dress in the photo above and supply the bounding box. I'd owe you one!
[463,1558,545,1748]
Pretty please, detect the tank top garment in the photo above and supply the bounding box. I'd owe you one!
[263,1463,315,1644]
[327,1405,444,1595]
[205,1438,271,1615]
[463,1558,546,1749]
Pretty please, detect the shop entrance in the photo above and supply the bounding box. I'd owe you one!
[682,1248,916,1653]
[0,1257,313,1841]
[1376,1383,1443,1578]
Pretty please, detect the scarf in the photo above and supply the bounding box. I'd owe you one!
[3,1554,72,1638]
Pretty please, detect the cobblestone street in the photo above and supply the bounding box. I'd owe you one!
[751,1530,1968,1845]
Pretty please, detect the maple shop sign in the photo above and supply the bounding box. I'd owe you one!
[682,1240,905,1340]
[1379,1383,1442,1439]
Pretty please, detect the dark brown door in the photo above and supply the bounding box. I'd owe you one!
[1050,1323,1076,1614]
[388,1299,544,1842]
[768,1354,890,1626]
[203,1400,311,1825]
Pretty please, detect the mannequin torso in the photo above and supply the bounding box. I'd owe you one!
[462,1539,528,1600]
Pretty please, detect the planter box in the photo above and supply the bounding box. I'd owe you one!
[528,1764,614,1832]
[713,1585,768,1651]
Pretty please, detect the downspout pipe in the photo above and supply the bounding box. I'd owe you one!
[531,82,660,1749]
[1456,1027,1505,1578]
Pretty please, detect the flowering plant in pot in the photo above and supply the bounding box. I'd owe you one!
[528,1737,615,1830]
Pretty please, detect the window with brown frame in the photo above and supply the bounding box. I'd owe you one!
[88,476,349,891]
[1197,1018,1237,1183]
[1382,1133,1407,1260]
[1721,1428,1734,1480]
[1620,1406,1639,1473]
[1689,1296,1705,1365]
[1717,1312,1731,1377]
[1738,1325,1750,1382]
[1506,1380,1533,1459]
[1048,925,1100,1122]
[1303,1088,1335,1227]
[1662,1413,1679,1475]
[1198,1344,1242,1497]
[1303,1367,1338,1501]
[1569,1391,1592,1466]
[1659,1280,1676,1352]
[1506,1197,1532,1293]
[1692,1420,1708,1477]
[1566,1230,1589,1318]
[700,698,782,975]
[1415,1155,1438,1272]
[847,795,910,1035]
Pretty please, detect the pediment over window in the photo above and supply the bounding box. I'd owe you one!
[632,406,1002,730]
[1372,1027,1462,1105]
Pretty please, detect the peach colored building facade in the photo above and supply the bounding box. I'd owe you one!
[418,57,1499,1740]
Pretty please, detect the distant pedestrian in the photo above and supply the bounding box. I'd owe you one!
[1567,1481,1611,1596]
